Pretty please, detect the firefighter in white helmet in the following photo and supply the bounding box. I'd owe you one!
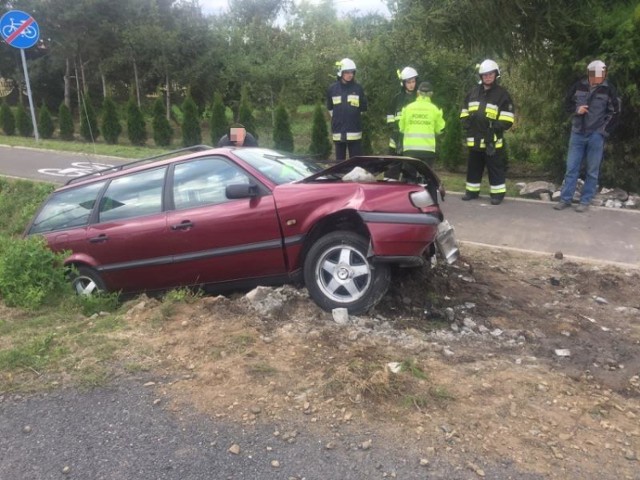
[554,59,621,212]
[387,66,418,154]
[326,58,368,162]
[459,59,515,205]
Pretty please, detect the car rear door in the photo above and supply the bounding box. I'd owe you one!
[164,155,286,285]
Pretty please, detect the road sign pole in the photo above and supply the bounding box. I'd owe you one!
[20,48,39,141]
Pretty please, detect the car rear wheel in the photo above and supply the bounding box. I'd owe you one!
[70,266,106,296]
[303,231,390,314]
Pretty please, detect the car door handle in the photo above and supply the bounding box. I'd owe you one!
[171,221,195,231]
[89,234,109,243]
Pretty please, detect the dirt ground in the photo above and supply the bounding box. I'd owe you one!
[111,245,640,478]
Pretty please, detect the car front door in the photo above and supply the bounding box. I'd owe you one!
[164,156,286,286]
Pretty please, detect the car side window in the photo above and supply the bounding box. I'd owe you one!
[172,157,251,210]
[98,167,166,223]
[29,181,106,234]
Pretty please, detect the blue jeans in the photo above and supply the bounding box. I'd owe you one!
[560,131,604,205]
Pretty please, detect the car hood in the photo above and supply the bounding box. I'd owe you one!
[300,155,442,187]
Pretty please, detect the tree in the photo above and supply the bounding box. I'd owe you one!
[309,103,331,158]
[209,92,228,145]
[101,97,122,144]
[181,95,202,147]
[79,92,99,142]
[152,97,172,147]
[238,85,257,138]
[273,103,294,152]
[16,104,33,138]
[39,103,55,139]
[127,99,147,146]
[0,101,15,136]
[58,103,74,141]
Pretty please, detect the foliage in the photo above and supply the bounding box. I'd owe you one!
[0,235,70,309]
[181,95,202,147]
[1,101,15,136]
[16,104,33,138]
[72,291,120,317]
[273,103,294,152]
[0,177,55,237]
[152,98,172,147]
[439,109,464,170]
[126,99,147,146]
[309,103,332,159]
[238,85,257,138]
[58,103,74,141]
[209,92,228,145]
[38,103,55,139]
[101,97,122,144]
[79,92,100,142]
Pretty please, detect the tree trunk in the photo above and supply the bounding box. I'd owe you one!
[74,60,82,123]
[165,72,170,121]
[79,53,87,93]
[100,67,107,99]
[133,57,141,107]
[64,58,71,109]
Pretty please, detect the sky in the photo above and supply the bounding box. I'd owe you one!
[198,0,391,17]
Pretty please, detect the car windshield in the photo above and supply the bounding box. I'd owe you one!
[233,148,323,185]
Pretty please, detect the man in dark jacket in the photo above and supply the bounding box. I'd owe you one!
[326,58,368,162]
[459,59,515,205]
[554,59,621,212]
[217,124,258,147]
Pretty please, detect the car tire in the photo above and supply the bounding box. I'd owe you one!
[303,231,391,314]
[70,266,106,296]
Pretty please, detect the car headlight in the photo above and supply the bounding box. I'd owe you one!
[410,189,436,208]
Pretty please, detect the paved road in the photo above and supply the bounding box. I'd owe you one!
[2,144,636,268]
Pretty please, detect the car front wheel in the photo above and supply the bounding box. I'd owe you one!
[70,266,106,296]
[303,231,390,314]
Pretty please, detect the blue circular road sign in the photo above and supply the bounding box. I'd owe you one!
[0,10,40,49]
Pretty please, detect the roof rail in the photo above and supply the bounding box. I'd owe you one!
[64,145,214,186]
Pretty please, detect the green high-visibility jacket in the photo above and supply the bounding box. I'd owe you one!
[398,96,445,154]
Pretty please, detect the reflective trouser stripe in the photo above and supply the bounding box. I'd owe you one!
[466,183,481,192]
[334,132,363,141]
[490,184,506,194]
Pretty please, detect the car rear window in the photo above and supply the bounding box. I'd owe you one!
[29,181,106,234]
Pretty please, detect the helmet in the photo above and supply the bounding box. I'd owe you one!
[399,66,418,82]
[478,59,500,76]
[587,60,606,76]
[337,58,357,76]
[418,81,433,93]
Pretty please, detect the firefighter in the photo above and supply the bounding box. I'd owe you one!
[459,59,515,205]
[326,58,368,162]
[387,66,418,154]
[398,81,445,168]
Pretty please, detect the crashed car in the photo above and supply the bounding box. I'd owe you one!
[24,147,458,314]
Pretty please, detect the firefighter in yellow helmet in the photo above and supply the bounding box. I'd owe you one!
[459,59,515,205]
[387,66,418,154]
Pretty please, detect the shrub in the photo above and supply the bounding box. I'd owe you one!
[1,101,15,136]
[209,92,228,145]
[101,97,122,144]
[273,103,294,152]
[58,103,74,140]
[181,95,201,147]
[79,92,100,141]
[0,235,70,309]
[238,85,257,138]
[309,103,332,158]
[16,103,33,137]
[440,109,464,170]
[152,98,172,147]
[127,99,147,146]
[38,103,54,139]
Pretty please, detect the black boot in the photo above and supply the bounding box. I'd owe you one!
[490,195,504,205]
[461,192,479,201]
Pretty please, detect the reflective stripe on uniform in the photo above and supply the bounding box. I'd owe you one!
[389,138,396,148]
[346,132,362,140]
[404,133,436,140]
[332,133,342,141]
[490,184,506,194]
[386,114,395,124]
[332,96,341,105]
[460,108,469,118]
[468,101,480,112]
[466,183,481,192]
[466,137,504,149]
[485,102,498,120]
[498,111,514,123]
[403,145,435,152]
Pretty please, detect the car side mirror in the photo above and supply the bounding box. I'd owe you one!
[226,183,259,199]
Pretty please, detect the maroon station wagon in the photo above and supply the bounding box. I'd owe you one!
[25,147,458,314]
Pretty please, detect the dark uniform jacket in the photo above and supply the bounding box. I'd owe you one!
[460,84,515,151]
[216,132,258,147]
[564,78,620,137]
[326,79,367,142]
[387,89,417,151]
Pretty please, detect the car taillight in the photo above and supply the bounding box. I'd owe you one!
[409,189,436,208]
